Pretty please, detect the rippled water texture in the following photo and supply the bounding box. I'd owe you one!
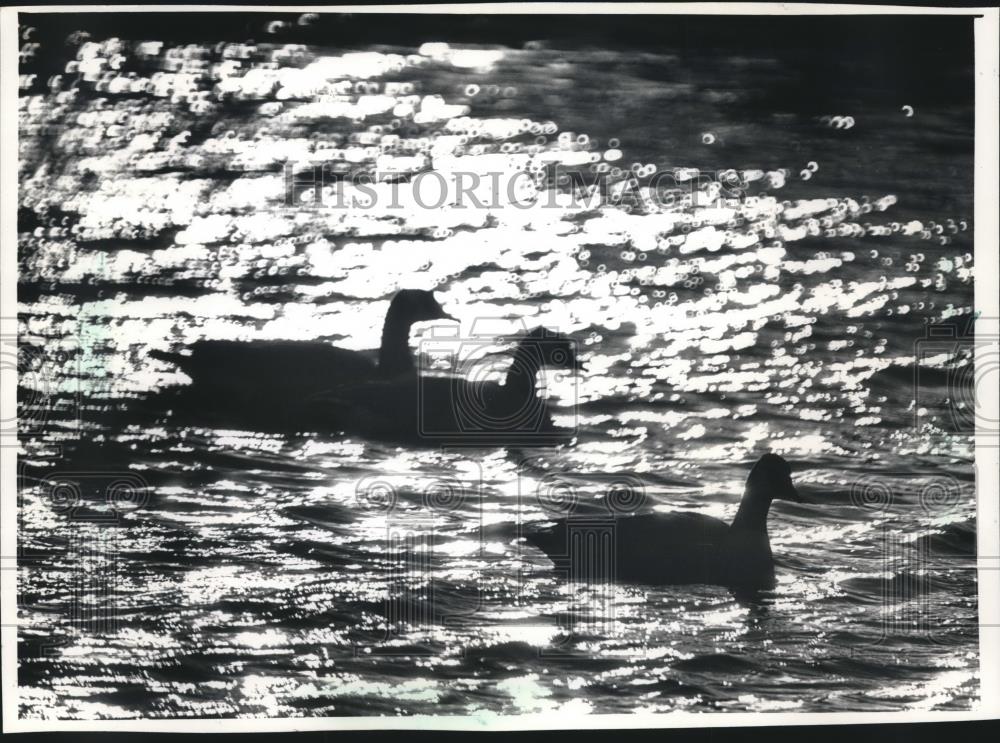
[15,14,978,718]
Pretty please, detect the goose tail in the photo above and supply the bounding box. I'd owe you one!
[520,522,566,559]
[149,349,186,366]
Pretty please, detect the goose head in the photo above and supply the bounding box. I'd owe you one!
[746,453,802,503]
[379,290,455,374]
[384,289,454,328]
[510,327,586,374]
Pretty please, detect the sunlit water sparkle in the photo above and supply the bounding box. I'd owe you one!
[16,15,977,718]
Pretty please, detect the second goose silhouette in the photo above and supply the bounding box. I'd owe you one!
[314,326,584,445]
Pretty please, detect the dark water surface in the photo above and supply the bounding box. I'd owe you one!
[16,13,978,718]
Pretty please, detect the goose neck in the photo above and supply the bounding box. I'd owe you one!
[730,486,772,533]
[378,316,415,375]
[505,344,543,397]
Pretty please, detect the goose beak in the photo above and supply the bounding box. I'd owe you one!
[784,483,804,503]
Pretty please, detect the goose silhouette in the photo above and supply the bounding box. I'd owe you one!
[149,289,453,429]
[312,326,584,445]
[524,454,803,592]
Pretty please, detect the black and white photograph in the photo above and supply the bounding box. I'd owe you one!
[1,3,998,731]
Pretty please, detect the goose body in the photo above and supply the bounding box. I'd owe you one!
[148,289,453,430]
[153,340,377,397]
[312,327,583,445]
[524,454,802,592]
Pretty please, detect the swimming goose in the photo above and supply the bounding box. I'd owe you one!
[524,454,803,592]
[312,326,584,445]
[149,289,453,428]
